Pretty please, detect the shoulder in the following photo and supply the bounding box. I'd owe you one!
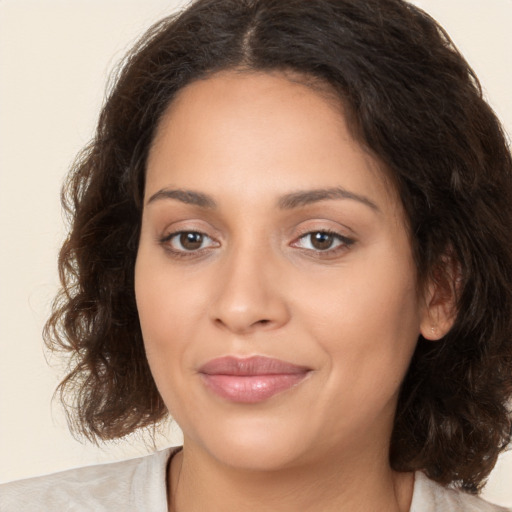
[0,447,177,512]
[411,471,511,512]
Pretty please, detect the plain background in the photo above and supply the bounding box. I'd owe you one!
[1,0,511,506]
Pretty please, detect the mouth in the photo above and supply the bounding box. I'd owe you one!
[198,356,311,403]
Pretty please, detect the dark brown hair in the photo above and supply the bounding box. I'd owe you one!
[46,0,512,492]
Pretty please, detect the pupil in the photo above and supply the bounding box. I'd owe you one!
[312,232,333,250]
[180,232,203,250]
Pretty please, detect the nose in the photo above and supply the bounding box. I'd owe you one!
[209,245,291,335]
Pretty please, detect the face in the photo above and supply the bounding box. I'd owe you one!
[135,70,433,472]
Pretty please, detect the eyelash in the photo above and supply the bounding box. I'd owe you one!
[159,229,355,259]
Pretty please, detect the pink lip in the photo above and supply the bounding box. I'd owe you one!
[198,356,311,403]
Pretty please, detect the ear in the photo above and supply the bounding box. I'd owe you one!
[419,253,461,341]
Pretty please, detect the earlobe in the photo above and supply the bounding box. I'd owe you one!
[419,289,456,340]
[420,316,452,341]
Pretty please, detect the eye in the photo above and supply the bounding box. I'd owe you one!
[160,231,218,253]
[292,230,354,252]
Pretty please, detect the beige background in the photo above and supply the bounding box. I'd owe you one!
[1,0,511,505]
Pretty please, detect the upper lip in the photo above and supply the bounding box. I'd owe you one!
[198,356,310,376]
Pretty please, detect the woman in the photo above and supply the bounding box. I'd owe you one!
[2,0,512,510]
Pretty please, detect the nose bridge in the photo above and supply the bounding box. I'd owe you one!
[210,236,289,333]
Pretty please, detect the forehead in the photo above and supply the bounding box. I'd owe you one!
[150,70,348,154]
[146,70,400,215]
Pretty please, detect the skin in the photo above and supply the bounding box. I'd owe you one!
[135,70,452,512]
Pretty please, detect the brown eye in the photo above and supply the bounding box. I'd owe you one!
[179,232,204,250]
[310,232,335,250]
[161,230,217,254]
[292,230,354,254]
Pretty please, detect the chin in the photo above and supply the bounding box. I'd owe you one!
[186,415,315,472]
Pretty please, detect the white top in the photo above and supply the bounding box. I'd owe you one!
[1,447,509,511]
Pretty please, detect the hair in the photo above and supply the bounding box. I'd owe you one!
[45,0,512,493]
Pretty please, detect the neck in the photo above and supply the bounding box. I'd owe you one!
[168,441,414,512]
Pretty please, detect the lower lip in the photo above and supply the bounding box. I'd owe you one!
[201,373,308,403]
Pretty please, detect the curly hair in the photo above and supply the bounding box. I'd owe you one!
[45,0,512,492]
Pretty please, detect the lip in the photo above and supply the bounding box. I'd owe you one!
[198,356,311,403]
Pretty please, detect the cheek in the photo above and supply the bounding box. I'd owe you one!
[134,246,217,407]
[135,250,188,370]
[294,248,421,386]
[134,256,192,418]
[135,243,206,339]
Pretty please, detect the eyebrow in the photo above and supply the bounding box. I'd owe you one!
[147,188,217,208]
[277,187,380,212]
[146,186,379,212]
